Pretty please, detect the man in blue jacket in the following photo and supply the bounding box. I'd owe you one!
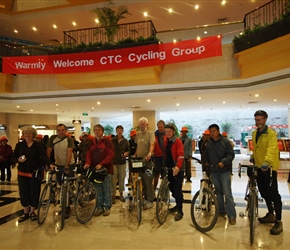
[205,124,236,225]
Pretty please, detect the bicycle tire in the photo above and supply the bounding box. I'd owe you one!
[37,182,52,225]
[54,185,66,232]
[250,190,257,245]
[136,180,142,225]
[75,181,97,224]
[191,187,219,233]
[156,180,170,225]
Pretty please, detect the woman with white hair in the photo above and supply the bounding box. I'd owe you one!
[12,126,50,223]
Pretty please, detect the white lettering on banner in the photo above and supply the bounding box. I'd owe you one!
[15,61,46,70]
[171,46,205,56]
[128,51,166,63]
[100,55,122,65]
[53,59,94,68]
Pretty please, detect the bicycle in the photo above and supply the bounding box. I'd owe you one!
[37,166,97,231]
[238,163,264,245]
[156,167,170,225]
[190,157,219,233]
[126,157,145,225]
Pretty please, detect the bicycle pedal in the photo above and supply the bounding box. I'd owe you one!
[239,212,245,217]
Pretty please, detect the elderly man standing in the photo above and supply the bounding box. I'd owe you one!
[134,117,155,209]
[179,126,192,183]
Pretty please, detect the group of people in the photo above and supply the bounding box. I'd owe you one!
[0,110,283,235]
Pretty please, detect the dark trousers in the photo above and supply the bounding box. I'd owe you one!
[257,168,282,220]
[18,175,41,208]
[184,158,191,180]
[168,170,184,213]
[0,161,11,181]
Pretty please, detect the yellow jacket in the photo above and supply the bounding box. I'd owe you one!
[252,126,280,171]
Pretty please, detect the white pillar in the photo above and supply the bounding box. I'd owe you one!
[74,123,81,141]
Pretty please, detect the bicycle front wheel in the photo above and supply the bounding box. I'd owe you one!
[156,181,170,225]
[191,187,219,233]
[54,185,66,232]
[75,181,97,224]
[250,190,257,245]
[37,182,52,225]
[136,180,142,225]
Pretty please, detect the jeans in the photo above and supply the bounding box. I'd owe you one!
[211,170,236,219]
[95,174,112,210]
[112,164,126,195]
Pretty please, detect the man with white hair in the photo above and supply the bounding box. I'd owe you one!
[134,117,155,209]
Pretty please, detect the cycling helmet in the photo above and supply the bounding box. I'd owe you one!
[254,110,268,118]
[164,123,176,131]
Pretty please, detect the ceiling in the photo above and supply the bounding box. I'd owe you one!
[1,0,289,125]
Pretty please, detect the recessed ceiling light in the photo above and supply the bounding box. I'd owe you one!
[121,109,124,111]
[221,0,226,5]
[53,24,57,29]
[197,36,201,41]
[72,21,76,26]
[30,109,33,112]
[204,31,207,34]
[255,94,259,97]
[95,19,99,24]
[176,103,180,106]
[32,27,37,31]
[97,101,101,105]
[168,8,173,13]
[274,99,277,102]
[240,32,243,35]
[16,105,20,108]
[173,39,177,43]
[147,99,151,102]
[56,104,59,106]
[223,101,226,104]
[14,29,18,33]
[92,107,94,109]
[198,97,202,100]
[195,5,199,10]
[143,12,148,17]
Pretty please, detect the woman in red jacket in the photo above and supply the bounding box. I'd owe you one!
[164,123,184,221]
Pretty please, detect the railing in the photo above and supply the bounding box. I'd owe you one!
[63,20,157,46]
[244,0,288,30]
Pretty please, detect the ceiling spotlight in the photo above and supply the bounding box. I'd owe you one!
[222,101,226,104]
[198,97,202,100]
[255,94,259,97]
[14,29,18,33]
[72,21,76,26]
[147,99,151,102]
[273,99,277,102]
[53,24,57,29]
[204,31,207,34]
[30,109,33,112]
[97,101,101,105]
[92,107,94,109]
[32,27,37,31]
[173,39,177,43]
[95,19,99,24]
[16,105,20,108]
[195,5,199,10]
[197,36,201,41]
[143,12,148,17]
[168,8,173,13]
[176,103,180,106]
[221,0,226,5]
[56,104,59,106]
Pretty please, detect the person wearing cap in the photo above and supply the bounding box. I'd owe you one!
[111,125,129,203]
[133,117,155,210]
[199,130,211,173]
[251,110,283,235]
[205,124,236,225]
[179,126,192,183]
[153,120,167,190]
[164,123,184,221]
[0,136,13,183]
[222,132,235,148]
[78,132,92,166]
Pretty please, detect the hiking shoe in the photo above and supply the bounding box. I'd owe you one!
[258,213,276,224]
[143,200,153,210]
[270,221,283,235]
[119,195,125,202]
[94,209,104,217]
[229,218,236,225]
[103,209,110,216]
[169,206,178,213]
[174,212,183,221]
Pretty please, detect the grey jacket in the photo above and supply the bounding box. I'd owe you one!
[205,135,235,173]
[179,135,192,159]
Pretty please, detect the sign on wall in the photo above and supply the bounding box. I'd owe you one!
[2,36,221,74]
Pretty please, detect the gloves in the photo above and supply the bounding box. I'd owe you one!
[261,164,269,171]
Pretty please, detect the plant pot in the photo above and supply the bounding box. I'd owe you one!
[234,16,290,53]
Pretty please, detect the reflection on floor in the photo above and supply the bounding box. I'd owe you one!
[0,154,290,249]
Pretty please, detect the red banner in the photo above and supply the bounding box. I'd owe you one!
[2,36,221,74]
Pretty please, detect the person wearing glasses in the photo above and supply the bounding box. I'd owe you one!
[251,110,283,235]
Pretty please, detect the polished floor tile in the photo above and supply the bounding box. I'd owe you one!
[0,154,289,250]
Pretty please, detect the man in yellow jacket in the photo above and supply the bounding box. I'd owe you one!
[251,110,283,235]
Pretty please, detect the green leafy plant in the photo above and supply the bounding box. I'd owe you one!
[91,0,131,43]
[221,122,232,133]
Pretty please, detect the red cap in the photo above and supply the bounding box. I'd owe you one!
[203,130,210,135]
[35,134,43,139]
[0,136,8,141]
[181,126,188,132]
[130,130,137,137]
[222,132,228,137]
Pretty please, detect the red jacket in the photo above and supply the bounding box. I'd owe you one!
[154,130,167,157]
[165,137,184,170]
[85,136,114,175]
[0,144,13,163]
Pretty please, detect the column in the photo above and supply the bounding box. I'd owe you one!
[90,117,100,136]
[74,123,82,141]
[132,110,159,130]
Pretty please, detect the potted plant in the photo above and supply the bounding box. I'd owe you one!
[91,0,131,43]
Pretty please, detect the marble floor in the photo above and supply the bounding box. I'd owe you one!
[0,154,290,250]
